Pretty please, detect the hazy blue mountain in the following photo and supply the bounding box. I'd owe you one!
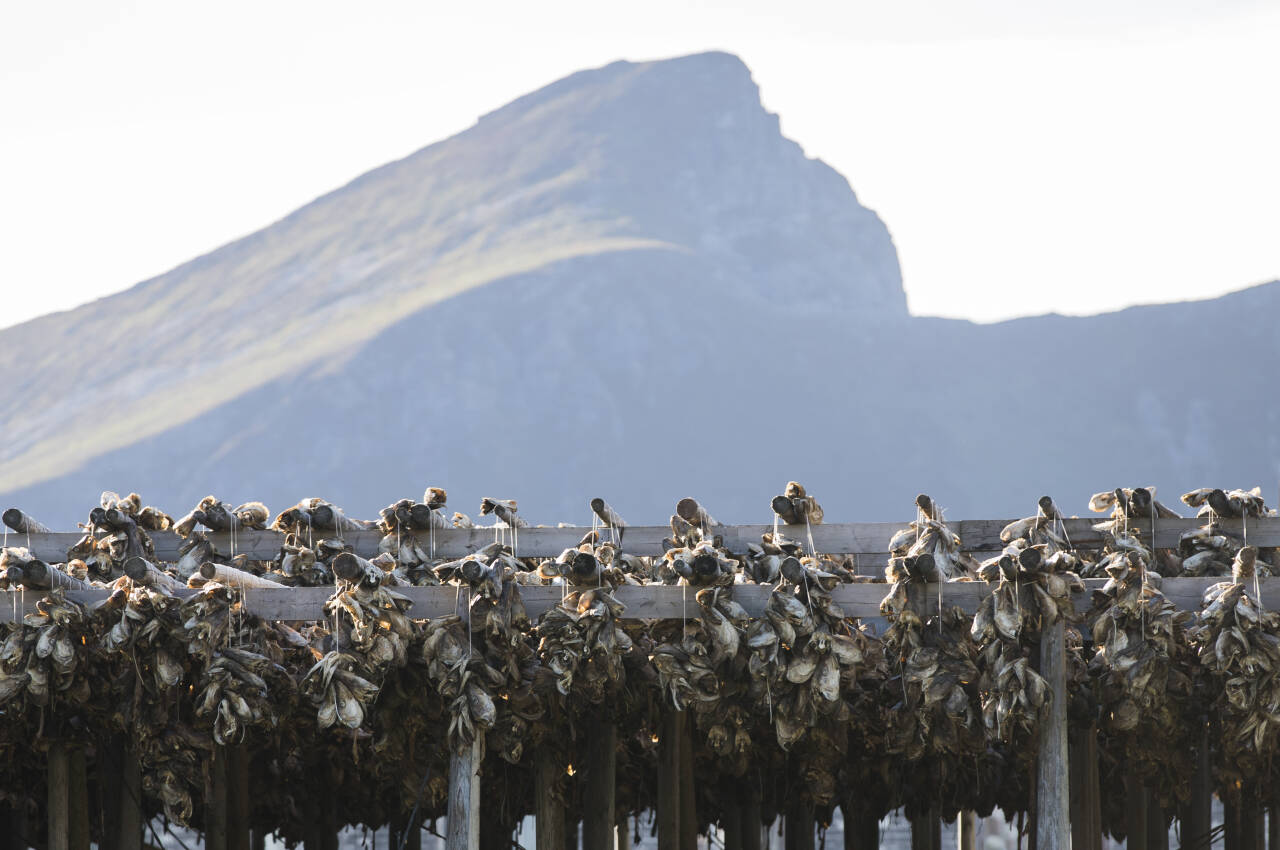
[1,52,1276,528]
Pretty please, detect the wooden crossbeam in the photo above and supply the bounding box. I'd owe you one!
[0,575,1265,623]
[10,516,1280,563]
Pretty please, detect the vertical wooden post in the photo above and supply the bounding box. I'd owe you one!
[252,830,266,850]
[743,786,762,850]
[680,716,697,850]
[208,748,229,850]
[67,746,88,850]
[565,818,579,850]
[657,711,682,850]
[582,716,617,850]
[957,812,976,850]
[446,737,481,850]
[842,808,877,850]
[1146,794,1168,850]
[616,817,632,850]
[1267,807,1278,850]
[1185,721,1210,850]
[229,746,251,850]
[1124,775,1147,850]
[1238,803,1260,850]
[535,747,566,850]
[118,743,142,850]
[910,810,934,850]
[1035,621,1069,850]
[723,795,743,850]
[48,742,70,850]
[786,799,815,850]
[1225,799,1239,850]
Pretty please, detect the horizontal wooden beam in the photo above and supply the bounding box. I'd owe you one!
[9,516,1280,563]
[0,575,1259,623]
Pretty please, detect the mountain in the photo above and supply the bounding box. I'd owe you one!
[1,52,1277,528]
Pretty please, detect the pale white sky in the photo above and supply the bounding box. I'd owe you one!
[2,0,1277,328]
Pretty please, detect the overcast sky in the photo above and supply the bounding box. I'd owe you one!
[2,0,1277,328]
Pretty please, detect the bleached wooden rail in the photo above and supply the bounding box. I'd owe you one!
[0,575,1267,623]
[10,516,1280,563]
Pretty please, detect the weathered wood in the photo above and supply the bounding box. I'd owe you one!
[21,560,94,592]
[743,784,763,850]
[1125,775,1147,850]
[909,810,936,850]
[68,747,88,850]
[0,804,17,850]
[208,747,229,850]
[535,747,566,850]
[20,517,1279,565]
[1035,620,1069,850]
[200,561,283,590]
[842,808,877,850]
[1267,808,1278,850]
[446,738,480,850]
[1239,803,1260,850]
[228,746,251,850]
[1,574,1274,624]
[48,741,70,850]
[118,743,143,850]
[1184,764,1211,850]
[1226,799,1239,850]
[957,812,975,850]
[680,713,697,850]
[657,711,682,850]
[1146,796,1167,850]
[724,792,743,850]
[787,799,815,850]
[582,716,616,850]
[122,556,187,594]
[2,508,50,534]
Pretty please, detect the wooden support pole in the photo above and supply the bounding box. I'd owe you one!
[48,742,70,850]
[724,793,743,850]
[680,715,697,850]
[743,786,762,850]
[565,818,579,850]
[842,808,877,850]
[1267,808,1278,850]
[535,747,566,850]
[1146,793,1168,850]
[68,744,89,850]
[118,743,143,850]
[657,711,682,850]
[1238,803,1260,850]
[1226,799,1239,850]
[909,810,934,850]
[0,804,15,850]
[1036,621,1069,850]
[582,716,617,850]
[208,748,229,850]
[616,818,632,850]
[228,746,251,850]
[446,738,481,850]
[957,812,976,850]
[787,799,815,850]
[1125,775,1147,850]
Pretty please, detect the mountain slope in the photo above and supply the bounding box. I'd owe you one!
[3,52,1276,526]
[0,51,904,500]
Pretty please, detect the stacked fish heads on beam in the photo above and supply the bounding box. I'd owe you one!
[880,496,982,763]
[1171,487,1278,577]
[1195,544,1280,799]
[971,498,1084,747]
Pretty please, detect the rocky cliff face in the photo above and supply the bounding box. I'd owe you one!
[1,52,1275,527]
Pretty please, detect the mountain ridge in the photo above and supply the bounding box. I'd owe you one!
[2,51,1276,526]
